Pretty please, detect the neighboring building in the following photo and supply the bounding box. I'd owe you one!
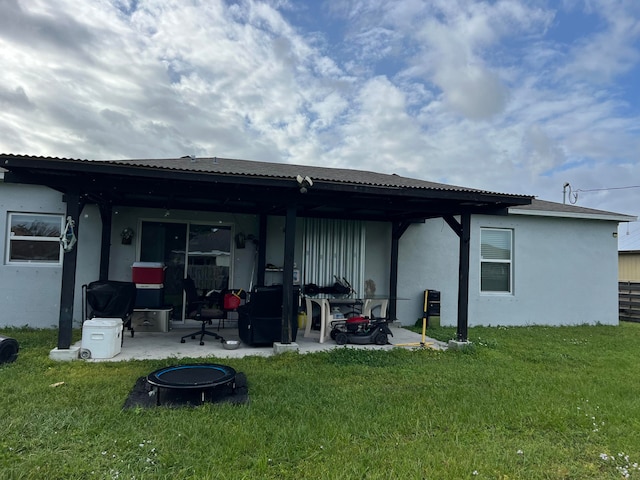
[619,251,640,282]
[0,156,635,341]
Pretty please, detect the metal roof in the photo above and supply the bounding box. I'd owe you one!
[510,199,636,222]
[0,154,533,222]
[112,156,519,194]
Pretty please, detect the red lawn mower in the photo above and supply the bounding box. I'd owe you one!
[329,316,393,346]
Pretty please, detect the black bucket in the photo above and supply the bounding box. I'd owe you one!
[0,335,19,364]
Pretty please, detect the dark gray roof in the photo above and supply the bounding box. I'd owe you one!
[4,154,633,221]
[511,199,636,221]
[0,153,534,221]
[1,154,527,197]
[111,156,523,196]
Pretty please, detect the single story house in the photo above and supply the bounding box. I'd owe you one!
[0,154,634,353]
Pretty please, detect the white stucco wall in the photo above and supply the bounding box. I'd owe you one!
[0,181,622,330]
[397,218,459,326]
[0,183,66,328]
[396,213,621,327]
[0,192,113,328]
[363,221,391,297]
[73,204,103,322]
[468,213,620,326]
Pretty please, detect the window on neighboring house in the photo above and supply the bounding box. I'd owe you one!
[6,213,63,264]
[480,228,513,293]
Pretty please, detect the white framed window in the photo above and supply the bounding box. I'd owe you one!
[6,213,64,265]
[480,228,513,293]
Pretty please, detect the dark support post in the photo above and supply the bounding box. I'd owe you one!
[256,214,267,287]
[281,206,297,344]
[457,213,471,342]
[389,221,411,322]
[57,192,82,350]
[443,214,472,343]
[98,203,112,281]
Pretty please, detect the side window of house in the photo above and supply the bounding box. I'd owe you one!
[480,228,513,293]
[6,213,63,265]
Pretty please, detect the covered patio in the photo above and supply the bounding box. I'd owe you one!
[75,323,447,362]
[1,154,532,356]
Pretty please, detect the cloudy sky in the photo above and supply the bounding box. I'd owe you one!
[1,0,640,247]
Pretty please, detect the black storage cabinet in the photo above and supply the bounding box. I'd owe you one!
[238,285,300,346]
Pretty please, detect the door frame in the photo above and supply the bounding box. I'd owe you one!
[136,217,235,323]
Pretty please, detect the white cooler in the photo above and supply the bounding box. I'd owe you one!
[81,318,123,359]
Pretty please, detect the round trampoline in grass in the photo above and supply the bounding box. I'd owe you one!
[146,363,236,406]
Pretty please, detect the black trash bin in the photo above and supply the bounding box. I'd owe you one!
[0,335,19,364]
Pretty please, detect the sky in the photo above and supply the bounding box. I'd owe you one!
[1,0,640,248]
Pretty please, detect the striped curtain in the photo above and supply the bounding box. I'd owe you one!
[302,218,365,296]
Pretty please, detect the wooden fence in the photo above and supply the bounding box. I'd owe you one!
[619,282,640,322]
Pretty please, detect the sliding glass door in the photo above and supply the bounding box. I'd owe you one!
[139,221,231,321]
[185,224,231,294]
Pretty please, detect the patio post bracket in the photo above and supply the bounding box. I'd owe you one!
[443,215,463,238]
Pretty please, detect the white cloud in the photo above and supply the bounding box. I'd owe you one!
[560,0,640,82]
[328,76,431,173]
[0,0,639,227]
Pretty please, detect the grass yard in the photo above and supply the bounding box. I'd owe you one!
[1,323,640,479]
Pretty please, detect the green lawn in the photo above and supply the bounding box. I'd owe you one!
[1,323,640,479]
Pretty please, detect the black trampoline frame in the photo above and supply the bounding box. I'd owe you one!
[146,363,237,406]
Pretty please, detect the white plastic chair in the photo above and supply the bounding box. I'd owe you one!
[304,297,332,343]
[363,298,389,320]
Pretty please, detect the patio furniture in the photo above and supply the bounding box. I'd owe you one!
[180,277,226,345]
[363,298,389,320]
[237,285,300,346]
[304,297,331,343]
[83,280,137,340]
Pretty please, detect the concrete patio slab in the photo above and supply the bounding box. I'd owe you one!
[71,323,447,362]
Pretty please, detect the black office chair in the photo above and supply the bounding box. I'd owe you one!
[180,277,226,345]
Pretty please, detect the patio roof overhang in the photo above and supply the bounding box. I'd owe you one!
[0,154,532,222]
[1,154,533,349]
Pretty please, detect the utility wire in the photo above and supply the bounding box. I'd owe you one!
[576,185,640,193]
[563,183,640,204]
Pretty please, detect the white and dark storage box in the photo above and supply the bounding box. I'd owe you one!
[135,284,164,308]
[81,318,122,359]
[131,262,165,284]
[131,308,172,332]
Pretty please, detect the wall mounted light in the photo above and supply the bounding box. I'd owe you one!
[121,227,135,245]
